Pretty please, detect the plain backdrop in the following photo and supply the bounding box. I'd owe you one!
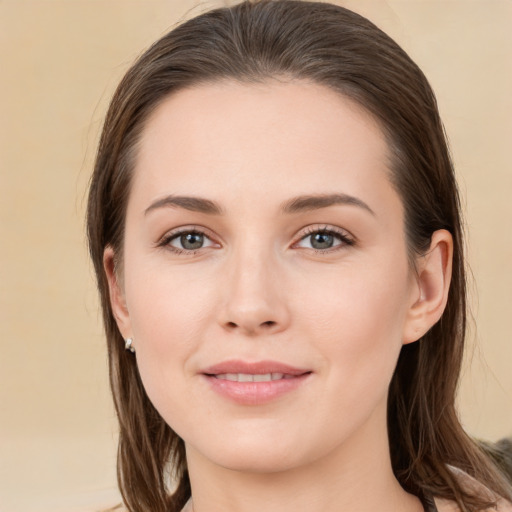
[1,1,511,511]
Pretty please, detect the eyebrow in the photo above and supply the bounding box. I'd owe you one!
[145,195,224,216]
[280,193,375,216]
[144,193,374,217]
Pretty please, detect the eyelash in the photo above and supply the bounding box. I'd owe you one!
[157,227,215,256]
[296,225,355,254]
[157,225,355,256]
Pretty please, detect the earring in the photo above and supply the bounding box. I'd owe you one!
[125,338,135,353]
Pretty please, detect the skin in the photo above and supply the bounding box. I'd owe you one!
[105,79,452,512]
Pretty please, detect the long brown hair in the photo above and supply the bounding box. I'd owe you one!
[87,1,512,511]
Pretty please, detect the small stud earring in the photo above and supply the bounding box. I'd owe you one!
[125,338,135,353]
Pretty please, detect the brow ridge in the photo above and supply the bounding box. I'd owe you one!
[144,193,374,216]
[281,193,375,216]
[145,195,224,215]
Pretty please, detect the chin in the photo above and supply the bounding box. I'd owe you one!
[213,451,301,474]
[186,432,308,474]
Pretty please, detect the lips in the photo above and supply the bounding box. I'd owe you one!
[203,360,310,376]
[201,360,312,405]
[213,373,294,382]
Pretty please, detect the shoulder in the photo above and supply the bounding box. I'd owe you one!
[181,499,193,512]
[433,466,512,512]
[435,497,512,512]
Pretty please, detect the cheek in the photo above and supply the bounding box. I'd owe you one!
[296,256,411,385]
[123,260,217,392]
[125,256,215,337]
[300,257,409,339]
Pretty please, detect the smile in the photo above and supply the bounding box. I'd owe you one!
[201,360,312,405]
[213,373,296,382]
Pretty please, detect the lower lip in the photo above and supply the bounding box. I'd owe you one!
[203,374,311,405]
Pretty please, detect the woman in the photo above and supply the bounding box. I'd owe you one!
[86,1,512,511]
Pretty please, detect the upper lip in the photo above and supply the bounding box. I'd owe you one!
[202,360,311,376]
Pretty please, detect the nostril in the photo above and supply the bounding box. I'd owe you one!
[224,320,277,331]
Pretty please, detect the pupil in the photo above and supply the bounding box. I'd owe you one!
[181,233,203,250]
[311,232,333,249]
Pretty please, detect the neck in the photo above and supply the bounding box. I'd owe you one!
[184,402,423,512]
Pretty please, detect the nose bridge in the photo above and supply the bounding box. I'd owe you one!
[219,235,289,335]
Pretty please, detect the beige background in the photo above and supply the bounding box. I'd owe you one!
[1,1,511,511]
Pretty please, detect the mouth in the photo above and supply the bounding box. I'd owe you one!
[201,360,312,405]
[211,372,298,382]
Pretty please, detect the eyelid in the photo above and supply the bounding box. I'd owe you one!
[156,224,355,255]
[156,225,221,252]
[292,224,355,251]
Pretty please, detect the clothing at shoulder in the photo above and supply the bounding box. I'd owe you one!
[435,497,512,512]
[181,499,193,512]
[434,466,512,512]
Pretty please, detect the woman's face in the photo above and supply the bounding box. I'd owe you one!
[108,80,424,473]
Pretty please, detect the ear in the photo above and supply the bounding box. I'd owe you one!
[403,229,453,344]
[103,246,132,339]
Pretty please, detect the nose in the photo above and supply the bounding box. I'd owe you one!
[217,246,291,337]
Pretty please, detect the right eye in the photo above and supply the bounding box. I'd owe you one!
[160,229,217,254]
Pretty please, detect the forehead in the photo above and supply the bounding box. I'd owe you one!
[131,79,398,218]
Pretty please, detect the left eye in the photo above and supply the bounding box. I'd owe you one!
[296,229,351,251]
[167,231,216,251]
